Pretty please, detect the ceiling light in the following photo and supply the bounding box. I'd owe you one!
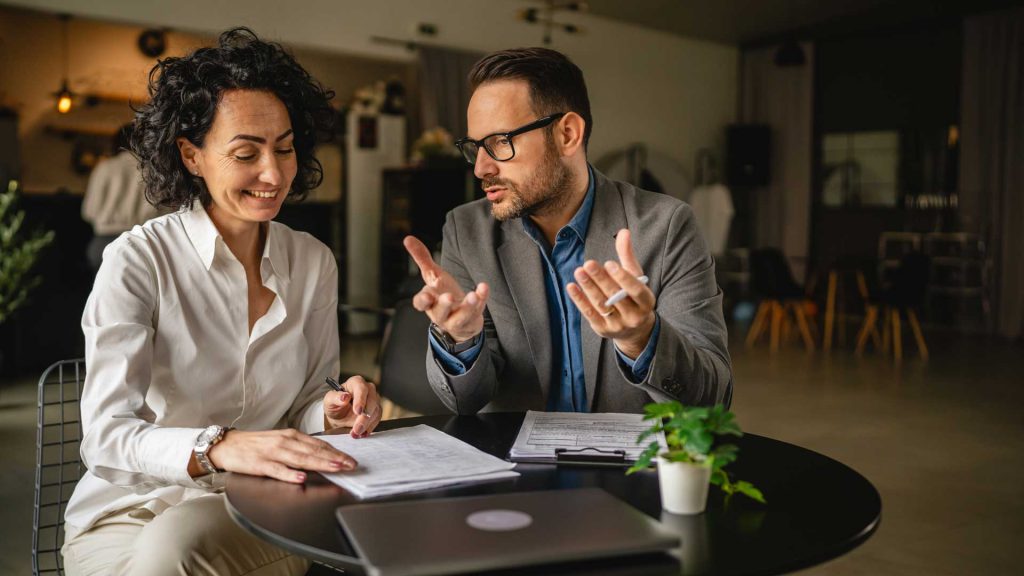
[53,14,76,114]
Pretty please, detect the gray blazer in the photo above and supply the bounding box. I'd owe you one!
[426,169,733,414]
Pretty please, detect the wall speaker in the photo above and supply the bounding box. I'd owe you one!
[727,124,771,187]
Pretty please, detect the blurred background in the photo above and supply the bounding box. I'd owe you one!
[1,1,1022,574]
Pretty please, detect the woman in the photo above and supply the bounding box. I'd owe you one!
[62,28,380,576]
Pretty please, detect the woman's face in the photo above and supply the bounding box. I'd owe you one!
[178,89,297,233]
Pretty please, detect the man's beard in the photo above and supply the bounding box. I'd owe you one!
[485,140,574,222]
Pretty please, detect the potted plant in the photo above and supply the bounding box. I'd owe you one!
[627,401,765,514]
[0,179,55,335]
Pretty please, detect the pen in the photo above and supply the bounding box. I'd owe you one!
[326,376,378,418]
[325,375,345,392]
[603,275,649,308]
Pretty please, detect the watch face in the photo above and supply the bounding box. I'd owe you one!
[197,425,222,450]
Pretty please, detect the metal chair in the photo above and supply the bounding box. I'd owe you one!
[32,359,85,576]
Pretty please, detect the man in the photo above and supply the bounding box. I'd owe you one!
[81,123,160,273]
[403,47,731,414]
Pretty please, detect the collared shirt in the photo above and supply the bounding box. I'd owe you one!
[65,202,339,533]
[431,166,660,411]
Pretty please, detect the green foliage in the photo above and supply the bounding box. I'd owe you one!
[0,181,55,325]
[626,401,765,504]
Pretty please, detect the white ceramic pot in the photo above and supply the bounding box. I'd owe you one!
[657,456,712,515]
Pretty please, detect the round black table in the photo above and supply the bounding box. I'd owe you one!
[225,413,880,576]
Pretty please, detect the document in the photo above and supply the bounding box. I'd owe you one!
[320,425,519,499]
[509,410,667,464]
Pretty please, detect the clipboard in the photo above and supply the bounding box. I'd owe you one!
[509,447,631,467]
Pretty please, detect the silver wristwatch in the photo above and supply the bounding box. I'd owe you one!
[194,424,228,474]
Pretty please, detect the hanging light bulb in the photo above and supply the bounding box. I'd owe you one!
[56,81,73,114]
[54,14,75,114]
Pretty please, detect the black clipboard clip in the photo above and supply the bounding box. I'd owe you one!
[555,447,627,466]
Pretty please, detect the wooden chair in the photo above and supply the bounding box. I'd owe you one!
[856,253,930,361]
[745,248,816,352]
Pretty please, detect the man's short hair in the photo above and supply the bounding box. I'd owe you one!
[468,47,592,150]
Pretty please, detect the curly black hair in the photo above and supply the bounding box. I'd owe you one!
[131,27,335,210]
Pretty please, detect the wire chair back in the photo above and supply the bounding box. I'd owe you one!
[32,359,86,576]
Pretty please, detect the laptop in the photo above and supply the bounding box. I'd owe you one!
[335,488,679,576]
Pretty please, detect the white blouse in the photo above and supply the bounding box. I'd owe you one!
[65,203,339,532]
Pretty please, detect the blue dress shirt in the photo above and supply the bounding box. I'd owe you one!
[430,166,660,411]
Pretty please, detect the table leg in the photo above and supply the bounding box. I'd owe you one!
[892,309,902,362]
[908,309,928,361]
[771,302,783,352]
[824,271,837,351]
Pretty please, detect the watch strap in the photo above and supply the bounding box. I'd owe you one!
[195,425,230,474]
[430,323,481,354]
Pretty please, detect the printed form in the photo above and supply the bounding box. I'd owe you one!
[320,425,518,498]
[509,410,667,462]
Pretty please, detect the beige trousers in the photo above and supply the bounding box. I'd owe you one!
[62,494,310,576]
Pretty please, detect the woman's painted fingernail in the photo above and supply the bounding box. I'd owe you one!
[331,460,345,468]
[352,423,365,437]
[296,472,307,483]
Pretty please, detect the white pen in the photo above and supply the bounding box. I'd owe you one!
[604,275,649,307]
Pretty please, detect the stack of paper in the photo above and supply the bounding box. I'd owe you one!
[319,425,519,499]
[509,410,666,463]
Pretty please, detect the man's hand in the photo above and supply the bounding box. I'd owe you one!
[403,236,489,343]
[567,229,656,359]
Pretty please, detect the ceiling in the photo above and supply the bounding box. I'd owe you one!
[585,0,1022,45]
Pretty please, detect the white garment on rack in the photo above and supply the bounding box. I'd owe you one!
[81,152,158,235]
[688,184,734,255]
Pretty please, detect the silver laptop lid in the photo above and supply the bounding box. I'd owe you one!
[335,488,679,576]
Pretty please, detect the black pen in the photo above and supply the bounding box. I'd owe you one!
[326,376,378,419]
[325,375,346,392]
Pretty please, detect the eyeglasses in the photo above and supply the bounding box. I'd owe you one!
[455,112,566,165]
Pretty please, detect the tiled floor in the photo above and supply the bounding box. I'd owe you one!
[1,327,1021,575]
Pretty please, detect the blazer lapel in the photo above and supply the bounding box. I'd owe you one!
[582,172,628,411]
[497,224,553,402]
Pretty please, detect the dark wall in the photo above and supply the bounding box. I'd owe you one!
[0,193,92,377]
[812,22,963,268]
[817,25,961,133]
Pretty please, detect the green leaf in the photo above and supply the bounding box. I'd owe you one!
[625,441,661,475]
[0,186,54,326]
[684,428,713,456]
[643,401,682,420]
[711,443,739,467]
[733,481,766,504]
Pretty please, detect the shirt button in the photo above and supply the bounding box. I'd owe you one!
[558,231,568,239]
[563,369,569,376]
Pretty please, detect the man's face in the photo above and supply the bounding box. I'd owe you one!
[466,80,572,222]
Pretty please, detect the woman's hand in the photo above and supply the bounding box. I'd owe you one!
[323,375,382,438]
[205,428,357,484]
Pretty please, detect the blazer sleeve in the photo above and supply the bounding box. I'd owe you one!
[620,203,734,407]
[425,212,506,414]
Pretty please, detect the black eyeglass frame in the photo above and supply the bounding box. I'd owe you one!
[455,112,566,164]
